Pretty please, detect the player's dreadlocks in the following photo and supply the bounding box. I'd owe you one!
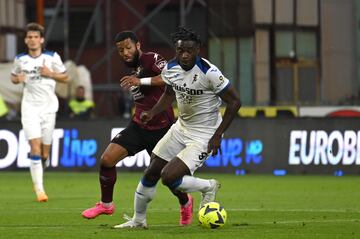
[170,27,202,46]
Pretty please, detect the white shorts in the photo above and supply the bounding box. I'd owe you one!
[152,121,212,175]
[21,112,56,145]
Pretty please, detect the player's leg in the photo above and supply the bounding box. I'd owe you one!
[152,125,195,225]
[114,154,166,229]
[100,143,128,203]
[83,122,143,219]
[142,125,190,210]
[133,154,166,221]
[161,144,220,209]
[31,112,56,202]
[23,112,47,202]
[33,143,51,202]
[28,137,48,202]
[137,124,193,225]
[114,125,191,228]
[41,144,51,168]
[161,156,210,195]
[82,143,127,219]
[134,124,191,223]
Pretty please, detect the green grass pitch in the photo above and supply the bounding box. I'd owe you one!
[0,172,359,239]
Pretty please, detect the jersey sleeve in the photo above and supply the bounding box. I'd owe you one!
[51,52,67,73]
[11,57,22,75]
[207,66,230,94]
[151,54,167,74]
[160,66,172,85]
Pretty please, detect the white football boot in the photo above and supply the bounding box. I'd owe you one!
[199,179,221,209]
[113,214,148,229]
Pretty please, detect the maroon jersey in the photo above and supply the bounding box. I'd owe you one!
[129,52,174,130]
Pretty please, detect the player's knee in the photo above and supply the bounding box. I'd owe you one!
[41,153,49,160]
[100,153,115,167]
[30,146,41,155]
[143,169,160,183]
[160,170,173,187]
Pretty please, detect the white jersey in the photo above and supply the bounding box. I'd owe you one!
[161,57,230,136]
[11,50,66,115]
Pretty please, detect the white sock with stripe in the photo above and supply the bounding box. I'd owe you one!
[29,155,45,193]
[133,180,156,222]
[176,175,211,193]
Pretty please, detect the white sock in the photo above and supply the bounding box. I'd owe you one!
[183,197,191,207]
[133,181,156,222]
[101,202,113,208]
[176,175,211,193]
[30,157,44,193]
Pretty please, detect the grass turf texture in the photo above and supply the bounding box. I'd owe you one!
[0,172,359,239]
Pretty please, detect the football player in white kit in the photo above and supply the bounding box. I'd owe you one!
[11,23,68,202]
[115,27,240,228]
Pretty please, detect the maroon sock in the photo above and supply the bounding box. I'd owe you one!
[99,165,117,203]
[172,190,189,205]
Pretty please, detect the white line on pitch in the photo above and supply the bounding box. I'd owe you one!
[0,219,358,230]
[262,219,359,224]
[3,208,360,214]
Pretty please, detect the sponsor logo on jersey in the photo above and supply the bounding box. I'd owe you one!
[22,68,39,75]
[135,66,141,75]
[23,67,41,81]
[192,74,198,84]
[156,60,167,70]
[216,75,225,87]
[169,73,180,80]
[130,86,145,101]
[172,82,203,95]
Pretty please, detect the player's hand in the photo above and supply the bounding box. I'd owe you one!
[140,111,154,124]
[120,76,140,90]
[17,72,26,83]
[39,59,53,78]
[207,133,222,156]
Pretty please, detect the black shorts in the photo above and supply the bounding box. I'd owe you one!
[111,121,171,156]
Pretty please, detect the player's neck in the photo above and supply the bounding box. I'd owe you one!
[28,48,42,58]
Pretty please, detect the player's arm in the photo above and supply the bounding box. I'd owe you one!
[40,67,68,82]
[208,85,241,155]
[10,73,26,84]
[120,53,166,89]
[40,59,69,83]
[46,71,68,83]
[11,59,26,84]
[140,84,175,123]
[120,75,165,90]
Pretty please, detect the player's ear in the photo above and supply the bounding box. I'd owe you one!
[136,42,141,51]
[40,37,45,44]
[195,45,200,55]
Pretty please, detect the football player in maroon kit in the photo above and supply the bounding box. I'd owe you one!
[82,31,193,226]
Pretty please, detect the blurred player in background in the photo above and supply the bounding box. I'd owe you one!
[68,85,95,120]
[115,27,241,228]
[82,31,194,226]
[10,22,69,202]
